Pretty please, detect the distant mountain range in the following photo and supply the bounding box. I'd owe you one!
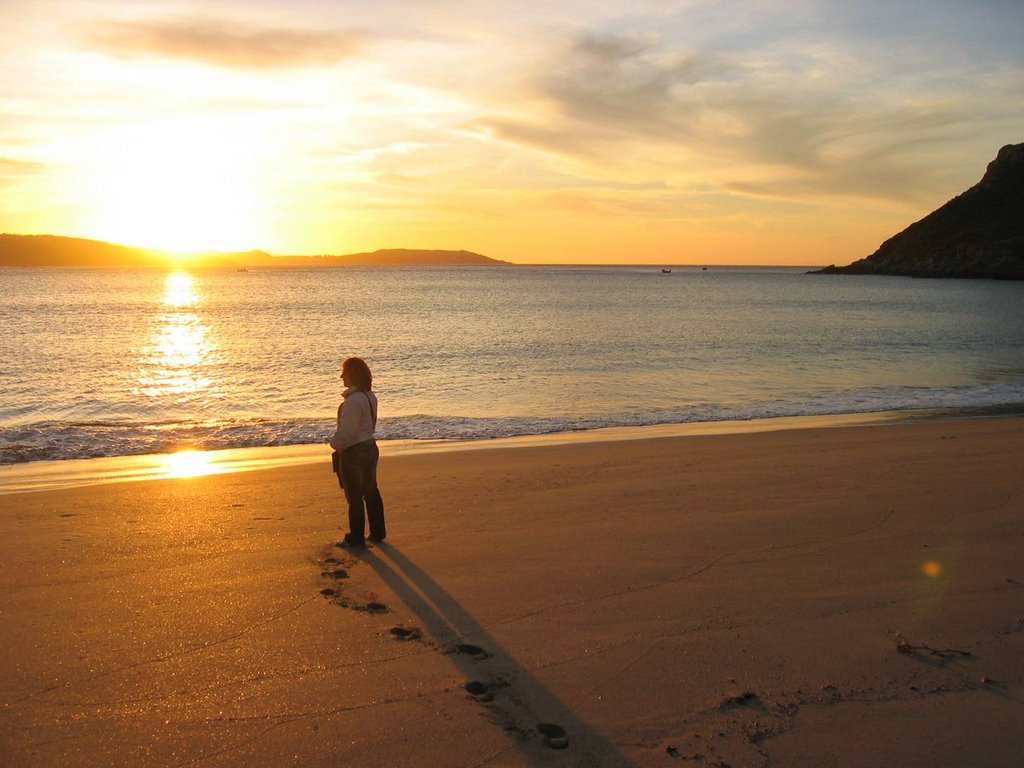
[0,234,510,267]
[813,143,1024,280]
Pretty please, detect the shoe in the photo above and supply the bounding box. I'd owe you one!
[368,533,386,542]
[335,536,366,549]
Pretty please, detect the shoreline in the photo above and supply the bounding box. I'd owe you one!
[1,405,1019,494]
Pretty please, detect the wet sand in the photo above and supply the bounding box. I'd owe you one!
[2,417,1023,766]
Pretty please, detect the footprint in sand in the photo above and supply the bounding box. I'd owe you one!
[389,626,422,641]
[719,691,759,709]
[321,569,349,579]
[454,643,490,660]
[358,602,389,614]
[536,723,568,749]
[464,681,494,702]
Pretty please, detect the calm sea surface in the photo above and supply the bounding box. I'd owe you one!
[2,265,1024,464]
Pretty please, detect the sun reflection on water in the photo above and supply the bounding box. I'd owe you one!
[163,272,198,307]
[134,272,221,399]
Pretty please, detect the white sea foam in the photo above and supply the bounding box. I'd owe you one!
[3,382,1023,464]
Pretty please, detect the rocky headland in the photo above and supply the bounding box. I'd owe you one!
[814,142,1024,279]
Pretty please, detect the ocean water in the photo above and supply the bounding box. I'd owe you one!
[2,265,1024,464]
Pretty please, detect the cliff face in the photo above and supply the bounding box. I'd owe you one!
[815,143,1024,279]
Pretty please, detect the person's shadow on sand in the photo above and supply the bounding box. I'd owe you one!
[357,543,636,766]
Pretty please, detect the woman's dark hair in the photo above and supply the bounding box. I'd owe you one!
[342,357,373,390]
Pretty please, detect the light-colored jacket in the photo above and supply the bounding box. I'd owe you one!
[330,388,378,451]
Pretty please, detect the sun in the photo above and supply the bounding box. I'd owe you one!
[78,119,264,252]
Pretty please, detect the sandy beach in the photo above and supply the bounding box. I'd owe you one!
[2,416,1023,767]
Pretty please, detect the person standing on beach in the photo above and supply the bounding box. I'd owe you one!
[330,357,386,548]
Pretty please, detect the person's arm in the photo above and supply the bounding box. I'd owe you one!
[329,403,340,450]
[330,397,364,451]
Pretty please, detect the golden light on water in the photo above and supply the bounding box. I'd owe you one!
[161,449,217,478]
[921,560,943,578]
[163,272,198,307]
[135,272,220,398]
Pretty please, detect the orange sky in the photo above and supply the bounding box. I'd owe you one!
[1,1,1022,264]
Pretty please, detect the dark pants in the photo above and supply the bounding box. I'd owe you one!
[339,440,385,543]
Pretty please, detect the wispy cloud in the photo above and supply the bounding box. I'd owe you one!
[539,33,729,137]
[89,18,365,69]
[473,29,1023,206]
[0,157,46,177]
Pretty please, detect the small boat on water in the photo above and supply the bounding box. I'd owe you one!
[661,268,672,274]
